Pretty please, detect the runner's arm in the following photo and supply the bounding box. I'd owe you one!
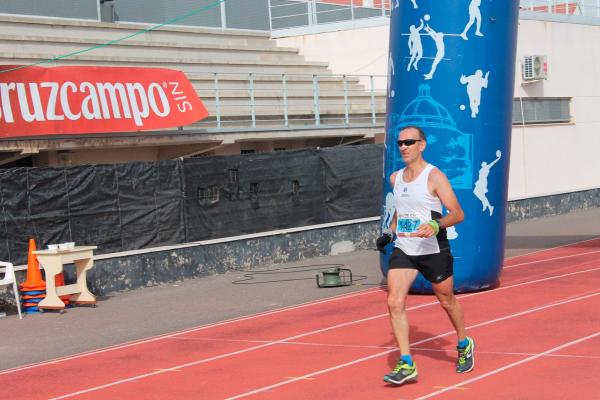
[430,168,464,229]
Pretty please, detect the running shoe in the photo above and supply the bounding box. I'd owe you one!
[456,336,475,373]
[383,360,418,385]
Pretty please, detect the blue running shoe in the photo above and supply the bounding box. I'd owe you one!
[384,360,418,385]
[456,336,475,373]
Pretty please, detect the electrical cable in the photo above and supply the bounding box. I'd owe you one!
[231,263,383,286]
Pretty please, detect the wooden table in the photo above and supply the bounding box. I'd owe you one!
[33,246,97,310]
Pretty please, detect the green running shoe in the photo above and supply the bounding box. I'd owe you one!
[456,336,475,373]
[383,360,418,385]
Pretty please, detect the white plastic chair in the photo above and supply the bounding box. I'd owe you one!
[0,262,23,319]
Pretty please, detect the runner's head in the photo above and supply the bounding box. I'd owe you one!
[398,126,426,164]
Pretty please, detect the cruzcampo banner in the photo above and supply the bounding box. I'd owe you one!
[0,66,209,137]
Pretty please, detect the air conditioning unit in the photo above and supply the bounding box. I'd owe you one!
[522,55,547,81]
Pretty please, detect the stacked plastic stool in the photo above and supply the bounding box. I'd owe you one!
[19,238,46,314]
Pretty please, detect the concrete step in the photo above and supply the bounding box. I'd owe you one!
[188,74,366,92]
[196,90,385,100]
[190,114,386,129]
[189,74,367,92]
[0,53,332,75]
[0,15,277,49]
[199,98,386,117]
[191,81,368,95]
[0,35,305,63]
[187,72,364,83]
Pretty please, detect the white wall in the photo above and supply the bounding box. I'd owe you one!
[276,24,390,90]
[510,20,600,199]
[276,19,600,200]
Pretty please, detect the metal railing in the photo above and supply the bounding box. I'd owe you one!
[269,0,600,35]
[269,0,391,32]
[190,72,387,132]
[187,71,573,133]
[521,1,600,17]
[2,1,598,32]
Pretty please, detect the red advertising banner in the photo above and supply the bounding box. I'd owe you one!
[0,66,209,138]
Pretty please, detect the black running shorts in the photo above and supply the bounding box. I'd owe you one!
[388,247,453,283]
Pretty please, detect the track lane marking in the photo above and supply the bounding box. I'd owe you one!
[415,331,600,399]
[410,347,600,360]
[0,286,382,375]
[503,236,600,261]
[432,386,468,390]
[223,292,600,399]
[45,267,600,400]
[5,240,598,376]
[504,249,600,269]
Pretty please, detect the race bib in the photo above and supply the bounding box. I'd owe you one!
[397,215,420,233]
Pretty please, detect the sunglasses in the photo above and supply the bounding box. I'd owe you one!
[397,139,422,147]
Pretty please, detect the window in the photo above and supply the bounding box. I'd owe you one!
[249,182,259,209]
[292,180,300,204]
[249,182,259,196]
[228,168,239,185]
[513,97,571,125]
[198,185,219,205]
[241,149,256,154]
[274,147,287,152]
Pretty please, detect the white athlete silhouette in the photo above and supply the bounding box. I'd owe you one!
[410,0,418,9]
[388,51,395,97]
[423,24,445,80]
[447,226,458,240]
[383,192,395,229]
[407,19,424,71]
[460,69,490,118]
[473,150,501,216]
[461,0,484,40]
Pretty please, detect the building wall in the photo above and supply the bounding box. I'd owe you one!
[510,20,600,200]
[41,147,159,167]
[276,19,600,201]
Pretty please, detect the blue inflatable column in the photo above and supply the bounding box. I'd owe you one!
[380,1,520,292]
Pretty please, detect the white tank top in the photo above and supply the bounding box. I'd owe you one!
[393,163,444,255]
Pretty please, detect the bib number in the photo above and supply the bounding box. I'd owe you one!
[397,218,420,233]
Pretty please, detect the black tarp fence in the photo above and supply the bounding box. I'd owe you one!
[0,145,383,265]
[321,145,383,222]
[0,161,186,265]
[184,148,326,241]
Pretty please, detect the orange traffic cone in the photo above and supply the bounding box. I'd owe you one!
[19,238,46,291]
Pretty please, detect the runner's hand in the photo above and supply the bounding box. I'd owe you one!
[376,230,393,253]
[416,221,438,238]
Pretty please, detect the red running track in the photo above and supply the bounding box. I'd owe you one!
[1,238,599,399]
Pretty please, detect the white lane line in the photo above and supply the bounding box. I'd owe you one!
[46,266,600,399]
[410,346,600,360]
[5,240,597,376]
[174,338,600,361]
[493,266,599,292]
[223,292,600,400]
[415,331,600,399]
[432,385,468,390]
[48,311,399,400]
[504,249,600,269]
[0,286,382,375]
[504,236,600,261]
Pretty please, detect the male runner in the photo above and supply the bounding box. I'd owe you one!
[376,126,474,385]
